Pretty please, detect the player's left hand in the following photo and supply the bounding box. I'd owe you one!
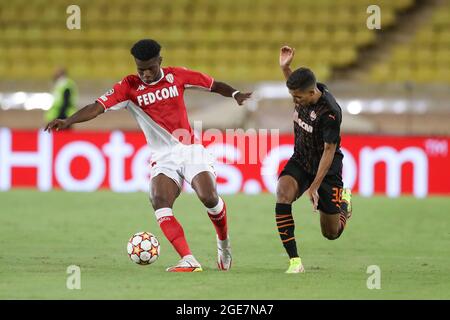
[234,92,252,106]
[308,184,320,212]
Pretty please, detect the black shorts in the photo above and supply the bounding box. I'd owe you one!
[279,157,344,214]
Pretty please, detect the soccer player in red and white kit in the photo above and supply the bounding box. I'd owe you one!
[45,39,252,272]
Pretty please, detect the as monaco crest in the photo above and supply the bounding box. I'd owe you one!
[166,74,174,83]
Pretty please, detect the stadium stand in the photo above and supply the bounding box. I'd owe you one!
[369,0,450,83]
[0,0,414,81]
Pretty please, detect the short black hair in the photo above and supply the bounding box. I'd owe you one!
[130,39,161,60]
[286,67,316,91]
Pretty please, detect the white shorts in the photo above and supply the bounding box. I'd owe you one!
[150,143,216,189]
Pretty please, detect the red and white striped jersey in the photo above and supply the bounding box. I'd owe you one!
[96,67,214,159]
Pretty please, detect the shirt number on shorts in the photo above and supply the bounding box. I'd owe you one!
[332,187,343,204]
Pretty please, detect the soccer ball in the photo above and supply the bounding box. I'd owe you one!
[127,232,160,265]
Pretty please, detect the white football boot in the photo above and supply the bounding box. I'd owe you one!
[217,235,232,271]
[166,254,203,272]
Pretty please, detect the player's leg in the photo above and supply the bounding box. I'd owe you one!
[150,174,202,272]
[319,211,343,240]
[276,175,305,273]
[191,171,232,271]
[319,191,352,239]
[276,158,312,273]
[317,176,351,240]
[184,144,231,270]
[276,175,299,257]
[191,171,226,241]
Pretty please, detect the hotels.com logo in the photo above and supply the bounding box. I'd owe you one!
[0,128,445,198]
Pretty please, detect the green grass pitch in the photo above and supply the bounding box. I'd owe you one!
[0,190,449,299]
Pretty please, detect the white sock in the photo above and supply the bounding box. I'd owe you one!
[217,236,230,247]
[207,197,224,215]
[155,207,173,223]
[182,254,199,265]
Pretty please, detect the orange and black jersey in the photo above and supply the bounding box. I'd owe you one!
[291,83,344,176]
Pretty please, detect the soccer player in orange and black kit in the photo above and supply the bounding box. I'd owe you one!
[276,46,353,273]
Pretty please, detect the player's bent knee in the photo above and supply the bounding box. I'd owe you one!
[276,190,295,204]
[276,185,297,204]
[322,230,340,240]
[150,194,172,210]
[197,191,219,208]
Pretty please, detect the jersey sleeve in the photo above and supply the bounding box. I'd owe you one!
[322,112,340,144]
[175,67,214,91]
[96,78,131,112]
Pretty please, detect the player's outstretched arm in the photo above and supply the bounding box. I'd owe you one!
[280,46,295,80]
[44,102,104,132]
[210,81,252,106]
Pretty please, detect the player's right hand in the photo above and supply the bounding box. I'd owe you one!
[44,119,70,132]
[279,46,295,68]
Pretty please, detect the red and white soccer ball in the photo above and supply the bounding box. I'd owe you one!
[127,232,160,265]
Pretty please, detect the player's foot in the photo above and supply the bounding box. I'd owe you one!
[285,257,305,273]
[342,188,353,219]
[166,255,203,272]
[217,235,232,271]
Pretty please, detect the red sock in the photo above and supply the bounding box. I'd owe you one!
[207,198,228,241]
[156,208,191,258]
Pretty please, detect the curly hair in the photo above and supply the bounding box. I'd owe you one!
[130,39,161,60]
